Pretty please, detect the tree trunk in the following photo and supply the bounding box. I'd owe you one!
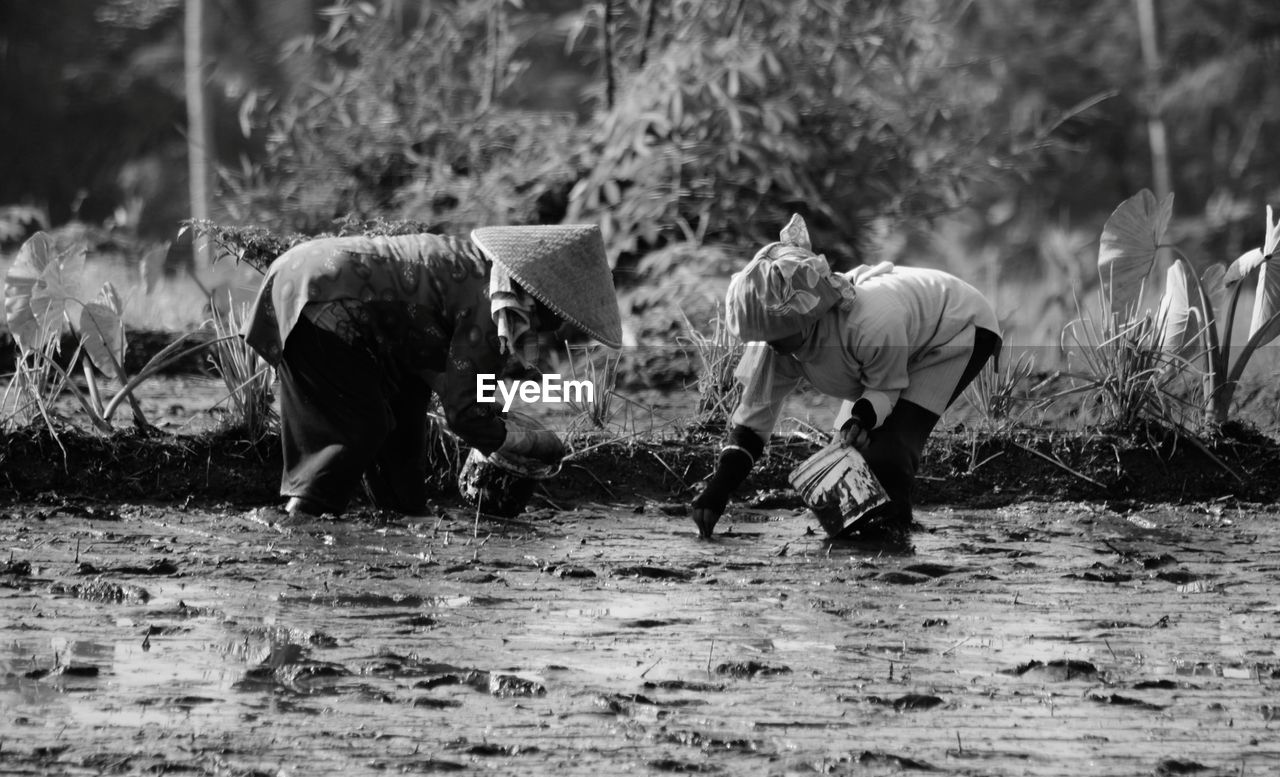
[1134,0,1171,203]
[483,0,503,110]
[638,0,659,70]
[602,0,616,110]
[184,0,212,272]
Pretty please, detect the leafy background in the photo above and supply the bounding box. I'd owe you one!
[2,0,1279,347]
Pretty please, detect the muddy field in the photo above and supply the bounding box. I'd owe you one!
[4,491,1280,776]
[4,375,1280,775]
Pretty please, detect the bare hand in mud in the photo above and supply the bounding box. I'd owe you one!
[692,507,720,538]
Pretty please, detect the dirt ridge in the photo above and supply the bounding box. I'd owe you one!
[2,421,1277,511]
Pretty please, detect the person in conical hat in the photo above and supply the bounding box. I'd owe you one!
[691,214,1001,548]
[241,224,622,518]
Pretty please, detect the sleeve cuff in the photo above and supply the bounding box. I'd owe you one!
[860,390,897,429]
[849,397,877,429]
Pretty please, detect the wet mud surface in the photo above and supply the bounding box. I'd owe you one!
[4,499,1279,775]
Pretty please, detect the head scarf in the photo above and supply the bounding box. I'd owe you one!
[490,261,540,369]
[724,214,856,342]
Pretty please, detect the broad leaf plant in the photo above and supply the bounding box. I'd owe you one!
[1097,190,1280,427]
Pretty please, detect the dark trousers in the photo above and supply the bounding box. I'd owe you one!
[860,327,1001,528]
[277,318,430,514]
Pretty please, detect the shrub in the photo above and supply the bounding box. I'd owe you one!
[223,1,578,233]
[567,1,1040,263]
[1092,190,1280,427]
[680,311,743,430]
[964,350,1046,433]
[207,301,276,443]
[2,232,217,438]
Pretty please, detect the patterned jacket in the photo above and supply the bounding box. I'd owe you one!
[243,233,509,452]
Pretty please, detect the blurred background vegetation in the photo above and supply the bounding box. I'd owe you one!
[2,0,1279,347]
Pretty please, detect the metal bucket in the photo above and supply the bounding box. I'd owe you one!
[788,442,888,537]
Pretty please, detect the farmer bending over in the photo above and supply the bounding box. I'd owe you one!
[242,225,622,518]
[691,215,1000,547]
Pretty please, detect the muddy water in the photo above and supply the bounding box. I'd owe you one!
[3,500,1279,776]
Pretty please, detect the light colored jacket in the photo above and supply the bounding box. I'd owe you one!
[731,264,999,440]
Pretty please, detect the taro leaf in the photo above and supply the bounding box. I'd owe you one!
[1156,259,1205,355]
[101,281,123,315]
[1223,247,1264,287]
[1223,205,1279,285]
[79,292,125,381]
[1225,208,1280,382]
[1249,206,1280,341]
[140,242,169,295]
[1198,263,1227,332]
[4,232,83,351]
[1098,189,1174,315]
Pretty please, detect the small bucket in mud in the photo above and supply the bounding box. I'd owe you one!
[457,414,560,518]
[788,442,888,537]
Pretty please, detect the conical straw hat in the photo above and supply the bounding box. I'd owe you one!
[471,225,622,348]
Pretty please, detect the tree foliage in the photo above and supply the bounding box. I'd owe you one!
[5,0,1279,277]
[226,0,581,233]
[955,0,1280,259]
[567,0,1043,264]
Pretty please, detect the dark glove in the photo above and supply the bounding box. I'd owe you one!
[839,398,877,451]
[691,425,765,538]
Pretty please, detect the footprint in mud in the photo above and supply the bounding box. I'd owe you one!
[647,758,721,774]
[1066,564,1134,583]
[75,558,179,576]
[900,562,963,578]
[390,759,467,772]
[1141,552,1178,568]
[1088,620,1149,631]
[1086,692,1166,711]
[398,614,437,628]
[613,565,696,581]
[872,570,933,585]
[1000,659,1099,682]
[48,579,151,604]
[1155,568,1203,585]
[592,692,658,715]
[1,558,32,576]
[594,691,706,714]
[409,668,544,697]
[1131,679,1200,691]
[713,661,791,679]
[657,729,765,754]
[234,662,348,693]
[487,672,546,698]
[163,600,222,619]
[1154,759,1218,776]
[549,565,597,579]
[858,693,946,711]
[412,696,462,710]
[23,664,100,680]
[643,679,725,693]
[447,741,538,757]
[620,618,693,629]
[847,752,935,771]
[243,624,338,649]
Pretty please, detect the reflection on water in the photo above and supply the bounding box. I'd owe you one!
[2,502,1279,775]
